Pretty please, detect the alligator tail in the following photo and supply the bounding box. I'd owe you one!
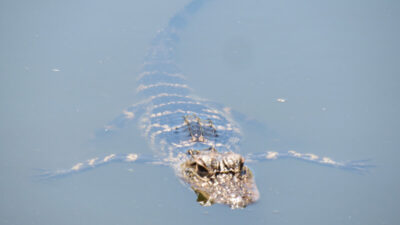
[137,0,212,98]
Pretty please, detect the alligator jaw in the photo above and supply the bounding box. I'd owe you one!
[180,148,259,209]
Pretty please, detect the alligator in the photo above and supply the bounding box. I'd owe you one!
[41,0,372,209]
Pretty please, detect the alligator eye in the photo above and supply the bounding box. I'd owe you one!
[196,164,209,177]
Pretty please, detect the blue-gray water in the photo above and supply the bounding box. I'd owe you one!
[1,0,399,224]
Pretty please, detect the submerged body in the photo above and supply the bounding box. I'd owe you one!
[135,91,260,207]
[42,0,371,209]
[127,61,261,208]
[108,0,261,207]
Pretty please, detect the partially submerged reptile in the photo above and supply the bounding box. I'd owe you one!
[41,0,372,209]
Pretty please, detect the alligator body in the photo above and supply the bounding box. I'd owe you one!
[42,0,372,209]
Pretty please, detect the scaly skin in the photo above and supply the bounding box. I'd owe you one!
[178,147,259,209]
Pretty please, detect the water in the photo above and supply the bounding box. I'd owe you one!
[1,0,399,224]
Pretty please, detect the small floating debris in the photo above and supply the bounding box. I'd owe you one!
[123,110,135,119]
[321,107,327,111]
[272,209,280,214]
[276,98,286,103]
[51,68,60,72]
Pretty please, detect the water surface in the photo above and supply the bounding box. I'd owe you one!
[1,0,399,224]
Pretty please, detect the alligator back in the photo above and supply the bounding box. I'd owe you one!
[130,0,242,157]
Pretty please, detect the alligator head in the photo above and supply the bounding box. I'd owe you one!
[180,148,259,209]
